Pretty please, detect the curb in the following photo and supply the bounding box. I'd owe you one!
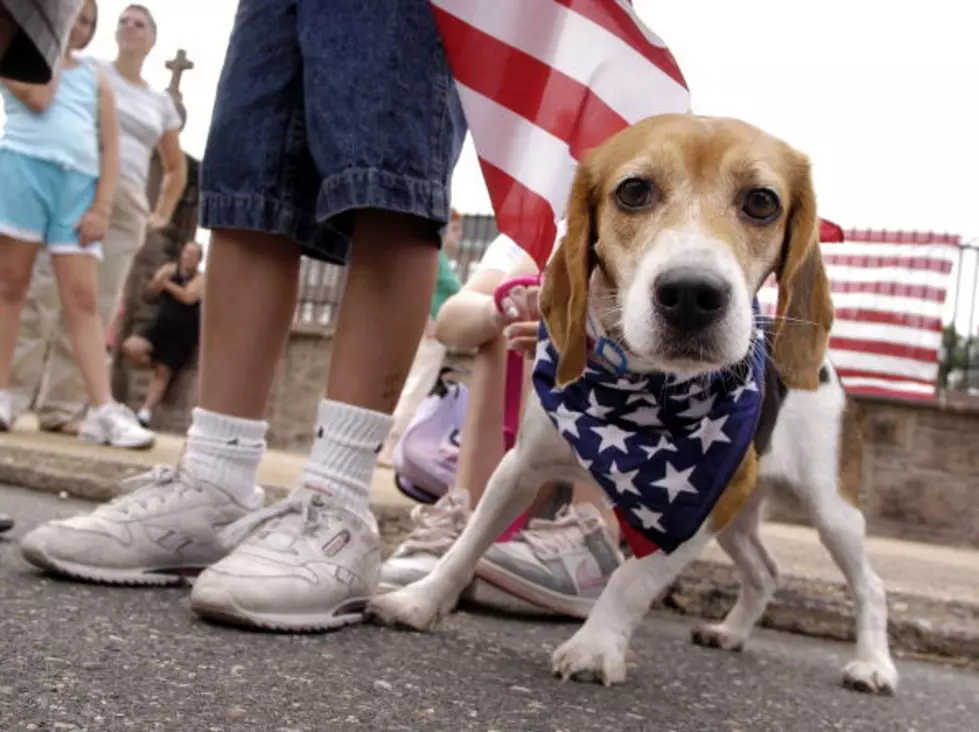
[3,446,978,669]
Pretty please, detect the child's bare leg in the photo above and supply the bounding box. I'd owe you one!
[50,253,113,406]
[0,237,38,388]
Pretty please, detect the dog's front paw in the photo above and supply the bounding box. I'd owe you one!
[551,628,628,686]
[690,622,747,652]
[842,658,898,695]
[368,581,455,631]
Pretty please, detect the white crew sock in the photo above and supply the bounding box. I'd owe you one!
[300,399,392,526]
[181,407,267,507]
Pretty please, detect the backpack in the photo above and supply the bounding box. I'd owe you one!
[393,366,469,504]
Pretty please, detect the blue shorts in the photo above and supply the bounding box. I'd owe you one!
[199,0,468,264]
[0,148,102,258]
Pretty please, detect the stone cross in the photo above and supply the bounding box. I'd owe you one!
[165,49,194,97]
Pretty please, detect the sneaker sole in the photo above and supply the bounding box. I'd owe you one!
[191,586,368,633]
[376,577,555,618]
[21,543,202,587]
[474,560,598,620]
[78,433,156,451]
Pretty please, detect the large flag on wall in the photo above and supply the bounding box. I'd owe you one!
[431,0,691,268]
[758,228,960,401]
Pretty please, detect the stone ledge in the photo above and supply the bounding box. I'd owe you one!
[3,443,976,670]
[657,560,979,671]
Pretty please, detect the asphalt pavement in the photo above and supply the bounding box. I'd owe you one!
[2,484,977,732]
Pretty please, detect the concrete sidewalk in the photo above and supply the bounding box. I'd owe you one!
[2,416,978,666]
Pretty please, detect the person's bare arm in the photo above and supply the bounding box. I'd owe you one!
[144,262,176,300]
[146,130,187,230]
[76,72,118,246]
[93,72,118,214]
[162,272,204,305]
[435,248,538,350]
[1,61,60,112]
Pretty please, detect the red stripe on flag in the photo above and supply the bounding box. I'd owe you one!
[833,308,944,333]
[829,337,938,363]
[433,8,629,157]
[830,280,947,303]
[823,255,954,274]
[553,0,687,89]
[845,385,936,401]
[843,229,961,246]
[835,369,937,387]
[480,159,558,268]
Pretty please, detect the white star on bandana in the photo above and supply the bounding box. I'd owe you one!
[632,505,666,532]
[690,414,733,453]
[678,393,717,420]
[591,423,631,454]
[652,462,698,503]
[608,462,641,496]
[640,434,678,460]
[554,402,582,438]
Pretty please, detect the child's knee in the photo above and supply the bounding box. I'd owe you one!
[60,280,100,318]
[0,268,32,306]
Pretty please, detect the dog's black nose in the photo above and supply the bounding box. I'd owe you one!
[654,268,731,330]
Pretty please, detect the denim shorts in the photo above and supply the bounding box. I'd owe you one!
[199,0,468,264]
[0,148,102,258]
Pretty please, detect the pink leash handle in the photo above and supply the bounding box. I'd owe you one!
[491,274,543,542]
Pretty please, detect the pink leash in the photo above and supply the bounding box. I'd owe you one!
[491,274,544,542]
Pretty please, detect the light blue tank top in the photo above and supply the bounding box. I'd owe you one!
[0,60,100,178]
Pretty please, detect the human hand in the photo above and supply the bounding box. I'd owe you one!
[492,281,542,356]
[75,206,109,247]
[146,212,169,231]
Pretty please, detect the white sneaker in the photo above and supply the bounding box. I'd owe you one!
[475,503,624,619]
[190,491,381,632]
[20,466,265,585]
[379,490,558,616]
[79,403,156,449]
[379,490,471,590]
[0,389,12,431]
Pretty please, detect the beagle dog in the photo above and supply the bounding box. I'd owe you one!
[370,115,898,696]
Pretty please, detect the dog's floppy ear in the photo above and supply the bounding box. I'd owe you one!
[772,157,835,390]
[540,159,597,386]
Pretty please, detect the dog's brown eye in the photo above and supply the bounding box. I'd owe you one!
[741,188,781,223]
[615,177,656,211]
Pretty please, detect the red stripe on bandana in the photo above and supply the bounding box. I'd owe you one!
[614,507,660,558]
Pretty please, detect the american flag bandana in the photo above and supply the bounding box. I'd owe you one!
[532,306,766,555]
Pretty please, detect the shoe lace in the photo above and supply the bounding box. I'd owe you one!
[519,505,595,560]
[217,490,336,551]
[397,492,470,556]
[106,465,201,516]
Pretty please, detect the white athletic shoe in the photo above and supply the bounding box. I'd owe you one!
[78,403,156,450]
[190,491,382,632]
[20,466,264,585]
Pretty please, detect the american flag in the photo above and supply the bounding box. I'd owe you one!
[758,226,960,401]
[430,0,690,268]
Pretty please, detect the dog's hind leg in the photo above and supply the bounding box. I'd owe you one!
[774,386,898,695]
[551,525,713,686]
[370,400,566,631]
[690,488,778,651]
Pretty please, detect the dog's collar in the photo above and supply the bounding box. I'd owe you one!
[585,309,632,377]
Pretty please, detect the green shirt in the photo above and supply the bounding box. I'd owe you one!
[430,251,462,319]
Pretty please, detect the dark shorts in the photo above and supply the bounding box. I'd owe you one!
[199,0,468,264]
[141,319,199,373]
